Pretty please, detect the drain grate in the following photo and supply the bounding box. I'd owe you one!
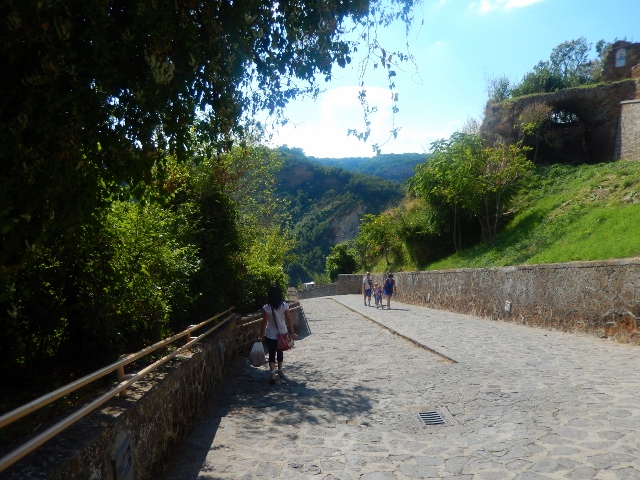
[418,411,444,425]
[417,407,458,427]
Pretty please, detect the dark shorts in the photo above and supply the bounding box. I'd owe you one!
[364,288,372,297]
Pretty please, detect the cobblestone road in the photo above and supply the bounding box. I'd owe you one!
[159,295,640,480]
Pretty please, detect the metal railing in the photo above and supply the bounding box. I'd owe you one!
[236,304,301,329]
[0,307,235,473]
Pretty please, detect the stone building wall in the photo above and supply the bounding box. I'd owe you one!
[602,41,640,82]
[329,259,640,345]
[617,100,640,161]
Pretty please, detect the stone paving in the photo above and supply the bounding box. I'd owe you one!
[158,295,640,480]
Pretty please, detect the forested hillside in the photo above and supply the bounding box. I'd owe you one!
[276,147,404,284]
[311,152,427,183]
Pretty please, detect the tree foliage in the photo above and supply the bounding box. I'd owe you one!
[357,213,403,268]
[409,134,484,251]
[494,37,611,99]
[409,133,533,248]
[486,74,512,102]
[0,0,420,394]
[1,0,418,276]
[325,242,358,281]
[517,102,560,163]
[0,0,419,312]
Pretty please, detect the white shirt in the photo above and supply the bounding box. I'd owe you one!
[363,276,372,290]
[263,302,290,339]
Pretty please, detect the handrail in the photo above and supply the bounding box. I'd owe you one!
[0,307,233,431]
[238,305,301,328]
[0,308,234,473]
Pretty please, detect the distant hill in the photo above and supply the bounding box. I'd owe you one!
[310,152,427,183]
[276,147,405,285]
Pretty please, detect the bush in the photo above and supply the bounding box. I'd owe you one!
[325,242,358,281]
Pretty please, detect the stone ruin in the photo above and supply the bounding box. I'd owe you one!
[480,42,640,165]
[602,40,640,82]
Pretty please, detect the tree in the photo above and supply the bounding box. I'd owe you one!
[510,38,597,98]
[549,37,592,86]
[409,133,532,248]
[517,102,557,163]
[358,213,401,268]
[486,74,511,102]
[471,143,533,246]
[409,133,485,251]
[0,0,419,295]
[325,242,358,281]
[510,60,565,97]
[353,233,375,271]
[461,116,481,135]
[188,143,295,313]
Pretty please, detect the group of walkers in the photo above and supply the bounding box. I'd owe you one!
[362,271,396,309]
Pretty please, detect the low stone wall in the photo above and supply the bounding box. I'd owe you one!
[297,275,363,299]
[1,302,308,480]
[319,259,640,345]
[0,312,273,480]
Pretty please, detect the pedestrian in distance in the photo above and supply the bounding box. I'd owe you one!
[383,273,396,310]
[259,285,298,384]
[374,282,383,309]
[362,271,373,306]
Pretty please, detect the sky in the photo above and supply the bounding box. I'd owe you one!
[264,0,640,158]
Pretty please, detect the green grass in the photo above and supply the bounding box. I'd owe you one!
[426,161,640,270]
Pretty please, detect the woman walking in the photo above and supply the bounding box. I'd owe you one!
[383,273,396,310]
[259,285,298,384]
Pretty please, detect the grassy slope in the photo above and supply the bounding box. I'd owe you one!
[427,161,640,270]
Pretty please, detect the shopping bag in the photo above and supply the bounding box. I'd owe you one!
[249,341,266,367]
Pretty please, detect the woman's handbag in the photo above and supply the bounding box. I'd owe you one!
[277,333,295,351]
[271,305,295,351]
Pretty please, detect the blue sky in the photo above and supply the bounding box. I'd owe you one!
[265,0,640,158]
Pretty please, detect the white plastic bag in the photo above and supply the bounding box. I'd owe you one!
[249,341,266,367]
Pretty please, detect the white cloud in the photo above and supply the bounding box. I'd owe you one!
[269,86,402,157]
[266,86,466,158]
[504,0,544,7]
[468,0,544,13]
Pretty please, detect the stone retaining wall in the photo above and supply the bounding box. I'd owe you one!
[320,259,640,345]
[297,275,363,299]
[1,305,302,480]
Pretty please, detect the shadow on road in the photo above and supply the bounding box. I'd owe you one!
[156,347,380,479]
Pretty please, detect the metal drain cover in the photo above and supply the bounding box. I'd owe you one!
[418,411,444,425]
[417,407,458,426]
